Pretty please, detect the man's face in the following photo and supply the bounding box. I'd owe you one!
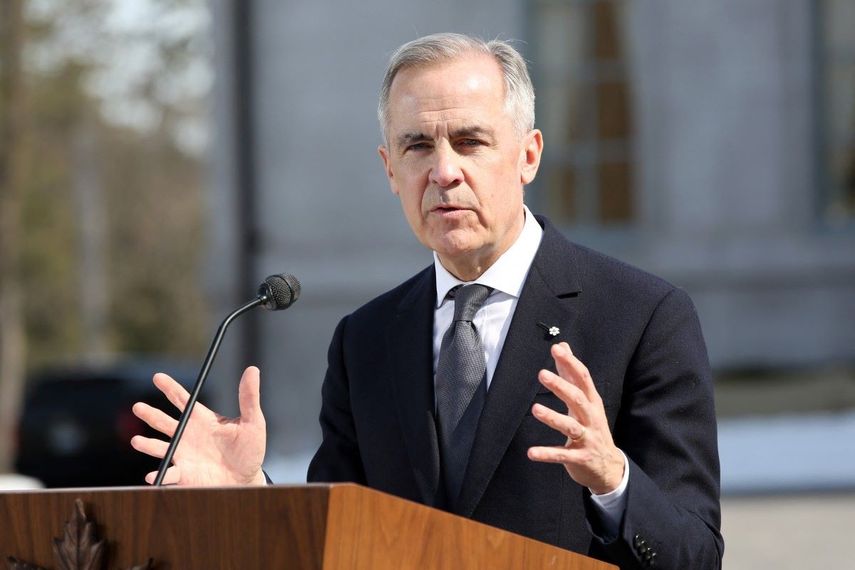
[379,53,543,280]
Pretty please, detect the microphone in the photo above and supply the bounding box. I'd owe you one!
[258,273,301,310]
[153,273,300,486]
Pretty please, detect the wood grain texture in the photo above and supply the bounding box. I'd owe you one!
[1,484,614,569]
[323,484,616,570]
[0,485,329,569]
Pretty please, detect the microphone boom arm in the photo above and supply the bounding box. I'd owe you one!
[153,294,266,486]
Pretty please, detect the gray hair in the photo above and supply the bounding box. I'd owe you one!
[378,33,535,143]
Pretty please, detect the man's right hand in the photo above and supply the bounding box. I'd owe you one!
[130,366,268,486]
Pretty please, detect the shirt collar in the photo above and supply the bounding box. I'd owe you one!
[434,205,543,308]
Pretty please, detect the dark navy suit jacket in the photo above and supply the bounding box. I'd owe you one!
[307,217,723,569]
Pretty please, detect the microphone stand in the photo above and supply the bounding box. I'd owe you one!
[154,294,266,486]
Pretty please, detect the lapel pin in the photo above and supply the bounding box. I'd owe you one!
[536,322,560,338]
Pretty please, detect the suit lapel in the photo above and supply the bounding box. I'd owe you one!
[456,220,583,517]
[387,266,442,507]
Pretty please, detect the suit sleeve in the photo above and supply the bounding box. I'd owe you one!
[306,315,367,484]
[589,287,724,569]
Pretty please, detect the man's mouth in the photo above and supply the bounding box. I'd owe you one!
[431,204,469,213]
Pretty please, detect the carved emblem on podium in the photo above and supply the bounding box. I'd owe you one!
[5,499,154,570]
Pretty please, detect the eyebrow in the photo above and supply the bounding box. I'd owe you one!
[395,125,496,149]
[450,125,495,141]
[396,131,431,149]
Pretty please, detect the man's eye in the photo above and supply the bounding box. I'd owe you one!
[459,139,483,148]
[406,142,431,151]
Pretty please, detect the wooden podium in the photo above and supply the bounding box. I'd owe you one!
[1,483,616,569]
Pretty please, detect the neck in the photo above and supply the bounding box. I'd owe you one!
[437,255,494,282]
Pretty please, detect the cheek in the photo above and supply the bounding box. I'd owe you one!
[398,187,426,223]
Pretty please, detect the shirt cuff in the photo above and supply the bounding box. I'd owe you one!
[588,450,629,539]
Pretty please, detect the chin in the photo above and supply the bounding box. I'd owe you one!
[431,234,484,260]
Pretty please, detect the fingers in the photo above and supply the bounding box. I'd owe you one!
[550,342,601,404]
[132,402,178,437]
[238,366,264,423]
[152,372,214,419]
[145,466,181,486]
[531,402,587,441]
[153,372,191,412]
[130,434,169,459]
[531,342,624,494]
[537,369,592,425]
[527,445,583,465]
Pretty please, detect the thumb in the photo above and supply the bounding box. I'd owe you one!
[238,366,264,423]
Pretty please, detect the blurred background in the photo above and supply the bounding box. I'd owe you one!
[0,0,853,568]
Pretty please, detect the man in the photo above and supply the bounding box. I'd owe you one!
[132,33,723,569]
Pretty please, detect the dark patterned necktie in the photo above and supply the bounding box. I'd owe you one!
[435,284,491,507]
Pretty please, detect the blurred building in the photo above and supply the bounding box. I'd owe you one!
[206,0,855,457]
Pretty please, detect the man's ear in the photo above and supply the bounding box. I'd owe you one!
[378,145,399,195]
[520,129,544,185]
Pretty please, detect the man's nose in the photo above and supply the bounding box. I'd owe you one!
[429,146,464,188]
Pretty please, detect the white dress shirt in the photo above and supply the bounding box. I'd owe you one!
[431,206,628,536]
[433,206,543,387]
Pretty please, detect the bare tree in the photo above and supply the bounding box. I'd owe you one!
[0,0,27,472]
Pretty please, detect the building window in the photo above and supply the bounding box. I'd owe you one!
[820,0,855,225]
[530,0,634,227]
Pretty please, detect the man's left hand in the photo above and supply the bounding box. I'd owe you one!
[527,342,625,495]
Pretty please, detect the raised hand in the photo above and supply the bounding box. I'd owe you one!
[527,342,625,495]
[130,366,268,486]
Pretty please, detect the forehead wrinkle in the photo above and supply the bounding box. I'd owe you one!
[409,106,492,131]
[411,104,476,122]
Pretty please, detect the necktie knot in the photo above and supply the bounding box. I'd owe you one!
[450,284,491,323]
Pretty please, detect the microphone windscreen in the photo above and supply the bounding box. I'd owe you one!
[259,273,301,310]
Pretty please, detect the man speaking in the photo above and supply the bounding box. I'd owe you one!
[131,33,723,569]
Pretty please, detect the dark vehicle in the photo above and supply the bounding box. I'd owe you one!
[14,359,196,488]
